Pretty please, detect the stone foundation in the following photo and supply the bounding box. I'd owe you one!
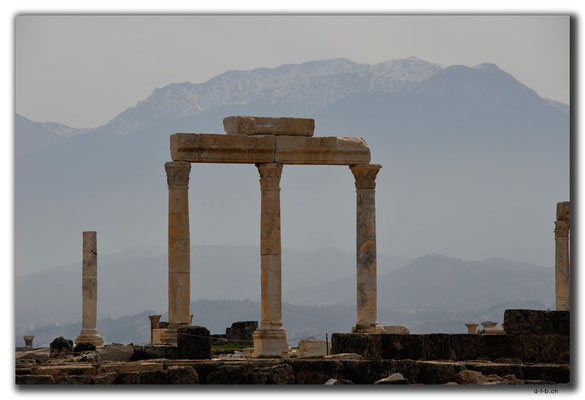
[504,309,570,335]
[331,333,569,364]
[16,358,570,385]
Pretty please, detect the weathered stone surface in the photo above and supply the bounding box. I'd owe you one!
[351,164,382,334]
[113,372,141,384]
[167,366,199,384]
[374,372,409,384]
[23,335,34,348]
[331,333,382,360]
[324,378,354,384]
[16,375,55,384]
[286,360,343,384]
[275,136,370,165]
[152,329,165,344]
[454,370,489,384]
[325,353,363,360]
[140,369,169,384]
[54,375,95,384]
[74,342,96,354]
[334,333,568,363]
[223,116,315,136]
[170,133,370,165]
[100,361,163,374]
[248,364,294,384]
[504,309,570,335]
[465,323,479,334]
[226,321,257,345]
[33,365,96,377]
[298,340,328,358]
[171,133,275,163]
[94,373,117,385]
[133,344,178,360]
[383,325,410,334]
[206,366,249,384]
[50,337,73,357]
[177,326,211,359]
[75,232,104,347]
[99,344,134,362]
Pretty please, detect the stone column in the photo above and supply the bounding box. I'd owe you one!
[350,164,383,333]
[252,162,289,357]
[555,201,571,311]
[149,315,161,344]
[75,231,104,346]
[23,336,34,348]
[162,161,191,345]
[465,324,479,334]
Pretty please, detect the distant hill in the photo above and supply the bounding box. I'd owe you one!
[15,244,554,343]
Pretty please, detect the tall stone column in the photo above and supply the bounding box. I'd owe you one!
[350,164,383,333]
[252,162,289,357]
[162,161,191,345]
[555,201,570,311]
[75,231,104,346]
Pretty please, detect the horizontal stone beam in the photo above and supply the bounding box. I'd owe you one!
[170,133,370,165]
[223,116,314,136]
[274,136,370,165]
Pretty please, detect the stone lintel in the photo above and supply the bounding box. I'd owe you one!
[170,133,370,165]
[223,116,314,136]
[274,136,370,165]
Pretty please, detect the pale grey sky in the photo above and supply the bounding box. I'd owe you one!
[15,14,569,129]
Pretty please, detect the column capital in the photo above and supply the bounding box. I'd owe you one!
[555,220,570,238]
[350,164,382,190]
[256,162,283,188]
[165,161,191,187]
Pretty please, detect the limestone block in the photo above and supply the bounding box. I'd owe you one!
[170,133,371,165]
[152,329,165,344]
[177,326,211,359]
[99,362,163,374]
[223,116,315,136]
[99,344,134,362]
[252,327,289,358]
[382,326,410,334]
[275,136,370,165]
[170,133,275,163]
[167,366,199,384]
[298,340,328,358]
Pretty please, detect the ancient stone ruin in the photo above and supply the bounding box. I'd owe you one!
[74,231,104,346]
[161,116,383,357]
[555,201,570,311]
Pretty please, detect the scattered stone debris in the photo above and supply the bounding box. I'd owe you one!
[49,337,73,358]
[98,343,134,362]
[324,378,354,385]
[74,342,96,354]
[374,372,409,384]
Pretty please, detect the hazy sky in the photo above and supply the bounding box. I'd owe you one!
[15,14,569,128]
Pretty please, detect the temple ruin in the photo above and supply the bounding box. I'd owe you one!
[555,201,570,311]
[160,116,383,356]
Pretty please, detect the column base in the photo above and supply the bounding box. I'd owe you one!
[75,330,104,347]
[252,326,289,358]
[352,323,385,334]
[160,323,189,346]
